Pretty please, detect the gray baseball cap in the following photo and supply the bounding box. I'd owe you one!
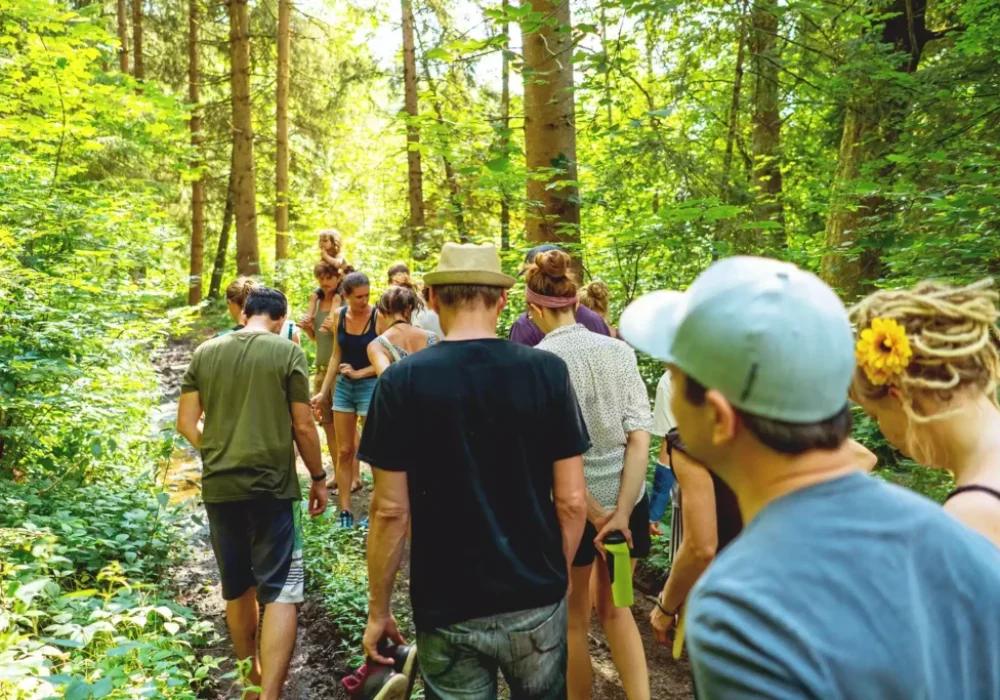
[619,257,855,423]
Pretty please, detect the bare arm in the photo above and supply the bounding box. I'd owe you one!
[660,450,719,612]
[553,455,588,580]
[617,429,650,518]
[367,340,392,377]
[315,313,342,399]
[292,402,328,517]
[367,468,410,619]
[176,391,203,451]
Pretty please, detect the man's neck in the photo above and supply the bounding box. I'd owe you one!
[438,308,498,341]
[725,440,861,523]
[241,317,276,333]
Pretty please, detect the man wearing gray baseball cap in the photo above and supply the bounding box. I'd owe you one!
[620,256,1000,698]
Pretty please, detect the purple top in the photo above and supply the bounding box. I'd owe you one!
[508,304,612,347]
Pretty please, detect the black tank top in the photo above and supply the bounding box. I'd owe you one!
[338,306,377,370]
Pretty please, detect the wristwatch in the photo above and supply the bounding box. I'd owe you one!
[311,470,327,483]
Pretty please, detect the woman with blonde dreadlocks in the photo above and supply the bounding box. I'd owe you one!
[851,278,1000,547]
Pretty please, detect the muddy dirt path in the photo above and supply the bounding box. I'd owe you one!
[154,336,693,700]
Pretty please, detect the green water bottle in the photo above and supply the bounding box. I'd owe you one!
[604,531,634,607]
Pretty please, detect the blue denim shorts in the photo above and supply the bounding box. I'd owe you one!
[333,375,376,417]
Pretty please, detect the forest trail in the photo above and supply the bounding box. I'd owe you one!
[153,337,693,700]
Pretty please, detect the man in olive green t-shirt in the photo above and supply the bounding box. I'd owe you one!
[177,286,328,700]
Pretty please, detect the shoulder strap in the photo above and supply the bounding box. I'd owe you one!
[427,332,438,347]
[376,335,404,363]
[366,307,377,334]
[946,484,1000,504]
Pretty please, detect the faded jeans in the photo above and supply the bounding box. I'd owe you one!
[417,598,568,700]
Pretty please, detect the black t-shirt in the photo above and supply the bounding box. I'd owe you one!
[358,338,591,630]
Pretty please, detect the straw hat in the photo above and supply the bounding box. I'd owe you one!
[423,243,516,288]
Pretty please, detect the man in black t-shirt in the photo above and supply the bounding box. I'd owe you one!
[359,243,589,699]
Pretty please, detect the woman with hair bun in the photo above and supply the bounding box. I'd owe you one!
[368,273,438,376]
[530,250,652,700]
[220,277,300,344]
[851,278,1000,546]
[579,280,617,338]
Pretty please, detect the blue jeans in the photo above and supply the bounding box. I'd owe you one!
[417,598,567,700]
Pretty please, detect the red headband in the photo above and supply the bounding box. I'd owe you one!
[526,287,578,309]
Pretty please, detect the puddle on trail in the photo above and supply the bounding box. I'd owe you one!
[163,448,203,504]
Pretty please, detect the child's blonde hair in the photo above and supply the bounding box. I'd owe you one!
[317,228,343,257]
[850,278,1000,424]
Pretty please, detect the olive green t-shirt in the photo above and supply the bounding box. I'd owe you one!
[181,330,311,503]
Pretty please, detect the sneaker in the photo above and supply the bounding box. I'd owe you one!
[377,639,418,695]
[357,516,369,530]
[341,661,409,700]
[339,510,354,529]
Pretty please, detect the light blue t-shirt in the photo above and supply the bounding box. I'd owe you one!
[687,472,1000,699]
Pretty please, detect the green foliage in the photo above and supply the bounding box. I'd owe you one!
[0,479,220,699]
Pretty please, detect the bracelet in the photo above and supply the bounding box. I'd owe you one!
[656,593,680,617]
[311,469,327,483]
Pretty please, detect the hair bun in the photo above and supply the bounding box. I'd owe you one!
[390,272,417,290]
[535,250,571,279]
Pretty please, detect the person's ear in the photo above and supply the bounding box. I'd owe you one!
[527,302,542,319]
[498,290,509,314]
[428,287,441,314]
[240,310,249,325]
[705,389,738,446]
[887,386,904,403]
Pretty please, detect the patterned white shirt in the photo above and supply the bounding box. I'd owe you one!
[537,324,653,509]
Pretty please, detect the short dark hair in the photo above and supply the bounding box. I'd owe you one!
[432,284,503,309]
[684,375,852,455]
[343,271,370,295]
[244,286,288,320]
[387,263,410,281]
[314,261,341,280]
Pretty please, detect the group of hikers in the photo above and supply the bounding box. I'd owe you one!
[176,229,1000,700]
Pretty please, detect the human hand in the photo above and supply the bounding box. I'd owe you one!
[594,509,632,557]
[320,315,335,332]
[311,393,325,409]
[363,614,406,665]
[308,480,328,517]
[339,363,353,376]
[649,521,664,537]
[298,315,315,331]
[650,600,677,647]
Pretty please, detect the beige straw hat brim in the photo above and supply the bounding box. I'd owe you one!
[423,269,516,288]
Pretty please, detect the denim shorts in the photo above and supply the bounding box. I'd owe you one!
[417,598,567,700]
[333,375,376,417]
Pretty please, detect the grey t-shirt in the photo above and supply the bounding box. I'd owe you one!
[687,472,1000,699]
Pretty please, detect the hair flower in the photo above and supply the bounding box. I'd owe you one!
[856,317,913,386]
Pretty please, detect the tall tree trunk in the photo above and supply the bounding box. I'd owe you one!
[188,0,204,306]
[275,0,290,285]
[500,4,511,253]
[401,0,425,246]
[821,0,930,299]
[722,2,747,199]
[209,163,236,299]
[229,0,259,276]
[750,0,784,249]
[520,0,581,272]
[131,0,143,84]
[117,0,129,74]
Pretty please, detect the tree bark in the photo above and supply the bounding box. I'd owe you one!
[401,0,425,246]
[722,2,747,199]
[131,0,143,83]
[275,0,290,284]
[520,0,581,272]
[229,0,259,276]
[117,0,129,74]
[500,4,511,253]
[750,0,784,249]
[821,0,929,299]
[188,0,204,306]
[209,163,236,299]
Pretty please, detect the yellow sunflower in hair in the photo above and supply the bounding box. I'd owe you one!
[856,318,913,386]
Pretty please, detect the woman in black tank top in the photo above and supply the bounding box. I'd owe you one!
[311,272,379,529]
[850,279,1000,548]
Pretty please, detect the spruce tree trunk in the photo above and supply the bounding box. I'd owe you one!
[750,0,784,249]
[520,0,581,273]
[821,0,929,299]
[500,5,511,253]
[401,0,425,246]
[188,0,204,306]
[275,0,290,284]
[229,0,259,276]
[209,163,236,299]
[117,0,129,74]
[131,0,143,82]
